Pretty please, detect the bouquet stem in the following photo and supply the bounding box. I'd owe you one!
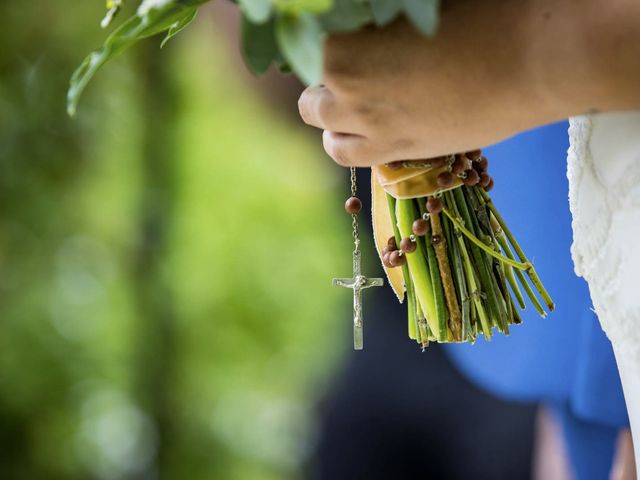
[383,180,553,345]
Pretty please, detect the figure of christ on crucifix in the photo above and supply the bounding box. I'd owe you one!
[333,250,384,350]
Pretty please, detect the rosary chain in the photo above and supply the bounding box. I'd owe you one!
[350,167,360,253]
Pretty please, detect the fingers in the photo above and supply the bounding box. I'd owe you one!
[298,86,362,134]
[323,131,414,167]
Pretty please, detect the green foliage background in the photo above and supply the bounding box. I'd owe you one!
[0,2,351,478]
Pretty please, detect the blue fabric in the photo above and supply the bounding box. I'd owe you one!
[443,122,629,478]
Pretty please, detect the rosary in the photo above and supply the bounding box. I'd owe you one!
[332,167,384,350]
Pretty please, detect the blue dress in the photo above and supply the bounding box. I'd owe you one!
[444,122,629,479]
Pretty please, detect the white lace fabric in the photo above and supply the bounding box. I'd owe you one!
[567,111,640,471]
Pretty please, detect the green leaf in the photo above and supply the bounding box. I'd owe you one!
[161,8,198,48]
[67,0,211,116]
[275,13,323,85]
[320,0,371,32]
[370,0,402,26]
[238,0,272,23]
[273,0,332,15]
[241,15,279,74]
[402,0,440,36]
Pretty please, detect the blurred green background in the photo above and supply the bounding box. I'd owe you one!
[0,2,356,478]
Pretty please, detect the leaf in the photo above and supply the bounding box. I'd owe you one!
[275,13,323,85]
[402,0,440,36]
[273,0,332,15]
[67,0,211,116]
[320,0,371,32]
[161,8,198,48]
[238,0,272,24]
[370,0,402,26]
[241,15,279,74]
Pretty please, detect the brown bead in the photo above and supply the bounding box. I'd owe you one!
[386,161,403,170]
[387,236,398,250]
[382,251,393,268]
[427,196,443,214]
[436,171,454,188]
[462,169,480,186]
[412,218,430,236]
[465,149,482,161]
[389,250,406,267]
[428,156,447,169]
[382,245,391,256]
[400,237,417,254]
[451,155,467,175]
[484,177,495,192]
[476,156,489,171]
[479,172,491,188]
[345,196,362,214]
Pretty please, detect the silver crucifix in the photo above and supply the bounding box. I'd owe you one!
[333,250,383,350]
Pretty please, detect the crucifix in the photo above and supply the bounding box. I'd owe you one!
[333,250,383,350]
[334,167,384,350]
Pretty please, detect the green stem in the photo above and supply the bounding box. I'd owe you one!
[430,211,462,341]
[444,191,492,339]
[387,194,420,337]
[463,187,509,332]
[493,222,547,317]
[446,215,472,341]
[452,188,504,332]
[394,197,445,340]
[408,279,418,341]
[479,189,555,311]
[417,200,449,342]
[416,301,429,349]
[442,207,529,271]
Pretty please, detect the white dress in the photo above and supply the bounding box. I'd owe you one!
[567,111,640,472]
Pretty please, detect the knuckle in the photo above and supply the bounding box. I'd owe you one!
[323,69,359,95]
[316,98,333,126]
[297,91,311,124]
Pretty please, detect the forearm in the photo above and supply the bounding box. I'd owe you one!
[443,0,640,129]
[299,0,640,166]
[523,0,640,122]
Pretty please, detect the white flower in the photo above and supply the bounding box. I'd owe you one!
[137,0,173,17]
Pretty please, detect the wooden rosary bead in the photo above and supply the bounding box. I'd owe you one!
[382,251,393,268]
[451,155,467,175]
[389,250,406,267]
[412,218,430,236]
[437,171,454,188]
[345,196,362,214]
[476,156,489,171]
[400,237,417,254]
[465,150,482,161]
[427,197,444,214]
[479,172,491,188]
[428,156,447,169]
[462,169,480,186]
[484,177,495,192]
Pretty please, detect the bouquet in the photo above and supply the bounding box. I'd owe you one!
[69,0,554,348]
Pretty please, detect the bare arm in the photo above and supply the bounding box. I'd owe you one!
[298,0,640,167]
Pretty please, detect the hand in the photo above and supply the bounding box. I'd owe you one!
[298,0,640,167]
